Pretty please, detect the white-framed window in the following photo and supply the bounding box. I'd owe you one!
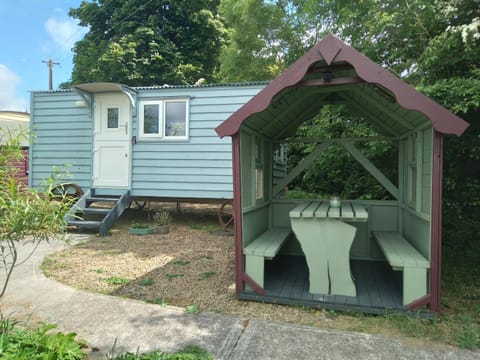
[138,99,189,140]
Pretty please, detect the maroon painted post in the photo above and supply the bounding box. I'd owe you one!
[430,130,444,312]
[232,134,244,294]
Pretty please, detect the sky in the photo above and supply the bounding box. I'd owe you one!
[0,0,87,112]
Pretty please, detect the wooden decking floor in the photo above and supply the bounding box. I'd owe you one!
[239,255,406,314]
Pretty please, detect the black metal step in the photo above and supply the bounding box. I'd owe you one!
[80,208,111,215]
[86,196,120,204]
[65,189,130,235]
[66,220,103,229]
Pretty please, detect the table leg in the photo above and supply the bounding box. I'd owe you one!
[291,219,329,294]
[322,219,357,297]
[290,218,357,296]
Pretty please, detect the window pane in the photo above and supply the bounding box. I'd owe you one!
[107,108,119,128]
[165,101,186,136]
[144,104,159,134]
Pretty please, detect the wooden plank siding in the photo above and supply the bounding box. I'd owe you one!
[30,91,93,191]
[30,83,266,200]
[131,85,264,199]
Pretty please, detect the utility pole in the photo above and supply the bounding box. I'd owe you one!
[42,59,60,90]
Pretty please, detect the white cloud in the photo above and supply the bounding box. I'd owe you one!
[0,65,27,111]
[44,9,87,52]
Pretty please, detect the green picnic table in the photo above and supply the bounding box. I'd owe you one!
[289,200,368,297]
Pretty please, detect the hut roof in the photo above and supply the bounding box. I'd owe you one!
[216,34,469,140]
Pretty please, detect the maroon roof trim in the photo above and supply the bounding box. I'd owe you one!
[216,34,469,138]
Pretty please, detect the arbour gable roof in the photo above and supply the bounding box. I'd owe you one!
[216,34,469,139]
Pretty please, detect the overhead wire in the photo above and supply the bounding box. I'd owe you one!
[48,0,156,63]
[45,0,119,70]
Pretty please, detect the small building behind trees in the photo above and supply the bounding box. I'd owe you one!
[0,110,29,186]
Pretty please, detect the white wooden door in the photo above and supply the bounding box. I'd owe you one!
[93,94,131,188]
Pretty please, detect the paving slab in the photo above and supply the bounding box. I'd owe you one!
[229,320,480,360]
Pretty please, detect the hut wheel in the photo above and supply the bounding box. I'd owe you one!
[218,199,234,229]
[51,183,84,201]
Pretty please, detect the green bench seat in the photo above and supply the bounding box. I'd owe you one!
[372,231,430,305]
[244,227,292,288]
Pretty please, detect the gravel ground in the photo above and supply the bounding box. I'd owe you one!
[42,203,435,341]
[42,203,354,327]
[35,203,480,351]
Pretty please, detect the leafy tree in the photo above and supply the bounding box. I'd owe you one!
[327,0,480,250]
[219,0,480,251]
[287,105,397,200]
[0,130,72,297]
[317,0,480,82]
[70,0,225,85]
[218,0,311,81]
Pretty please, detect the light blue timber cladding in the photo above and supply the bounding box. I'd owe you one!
[30,92,92,191]
[30,84,265,199]
[131,84,264,199]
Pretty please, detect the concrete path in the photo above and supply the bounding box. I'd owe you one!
[1,238,479,359]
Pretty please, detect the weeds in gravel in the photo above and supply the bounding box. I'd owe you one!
[197,271,216,280]
[146,298,168,306]
[92,268,108,274]
[104,277,131,285]
[185,305,200,314]
[139,278,155,286]
[165,273,185,280]
[40,258,67,276]
[188,222,222,234]
[172,260,190,266]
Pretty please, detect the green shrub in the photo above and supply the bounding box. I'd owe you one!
[0,319,85,359]
[112,345,213,360]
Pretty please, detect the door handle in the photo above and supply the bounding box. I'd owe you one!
[124,122,128,135]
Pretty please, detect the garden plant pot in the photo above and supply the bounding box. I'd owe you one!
[155,224,170,234]
[130,226,154,235]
